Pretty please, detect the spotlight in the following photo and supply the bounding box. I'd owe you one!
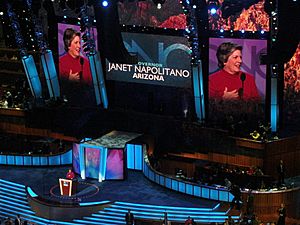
[102,0,109,7]
[210,8,217,14]
[260,30,265,34]
[207,0,219,14]
[153,0,166,9]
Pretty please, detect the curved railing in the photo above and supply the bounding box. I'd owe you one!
[0,149,72,166]
[142,155,234,203]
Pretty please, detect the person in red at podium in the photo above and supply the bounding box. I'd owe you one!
[66,169,75,180]
[209,42,260,101]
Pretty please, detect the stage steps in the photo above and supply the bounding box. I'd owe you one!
[0,178,239,224]
[73,201,240,224]
[0,179,86,225]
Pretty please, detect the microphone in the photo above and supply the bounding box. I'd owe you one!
[238,72,246,99]
[79,57,84,80]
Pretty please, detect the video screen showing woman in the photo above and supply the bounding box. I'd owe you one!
[58,23,98,107]
[208,38,267,135]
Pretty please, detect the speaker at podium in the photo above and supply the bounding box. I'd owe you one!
[59,178,73,196]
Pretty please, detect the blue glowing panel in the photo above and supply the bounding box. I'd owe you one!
[194,186,201,197]
[23,156,32,166]
[61,149,72,164]
[0,155,6,164]
[149,170,155,181]
[33,157,40,166]
[73,144,80,174]
[40,157,48,165]
[219,190,229,202]
[229,192,234,202]
[134,144,142,170]
[159,176,165,185]
[85,147,100,179]
[165,178,171,189]
[106,149,124,180]
[7,156,15,165]
[186,184,193,195]
[126,144,135,169]
[202,187,210,199]
[210,189,219,200]
[171,180,179,191]
[49,155,60,165]
[144,163,149,175]
[155,174,160,183]
[15,156,24,165]
[178,182,185,193]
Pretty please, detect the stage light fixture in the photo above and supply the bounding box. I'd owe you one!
[102,0,109,7]
[207,0,219,15]
[152,0,166,9]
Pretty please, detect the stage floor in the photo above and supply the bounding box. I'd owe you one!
[0,165,217,208]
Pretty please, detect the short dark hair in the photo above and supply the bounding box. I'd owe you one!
[63,28,81,52]
[216,42,243,68]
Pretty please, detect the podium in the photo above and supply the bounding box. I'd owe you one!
[59,178,73,196]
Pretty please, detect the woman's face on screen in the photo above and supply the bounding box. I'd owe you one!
[224,49,242,74]
[68,35,81,58]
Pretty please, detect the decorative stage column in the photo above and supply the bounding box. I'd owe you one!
[98,147,108,182]
[270,66,279,132]
[22,55,43,99]
[88,52,108,108]
[41,49,60,99]
[192,61,206,121]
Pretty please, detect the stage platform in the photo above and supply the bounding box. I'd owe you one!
[0,165,217,208]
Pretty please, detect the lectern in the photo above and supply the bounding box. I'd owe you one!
[59,178,73,196]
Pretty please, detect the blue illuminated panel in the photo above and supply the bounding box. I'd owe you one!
[149,170,155,181]
[0,155,6,164]
[126,144,135,169]
[61,150,72,164]
[15,156,24,165]
[24,156,32,166]
[165,178,171,189]
[49,155,60,165]
[210,189,218,200]
[178,182,185,193]
[134,145,142,170]
[229,192,234,202]
[202,187,210,199]
[40,157,48,166]
[7,156,15,165]
[33,157,40,166]
[194,186,201,197]
[144,163,149,176]
[186,184,193,195]
[171,180,179,191]
[219,190,229,202]
[159,176,165,185]
[155,174,160,183]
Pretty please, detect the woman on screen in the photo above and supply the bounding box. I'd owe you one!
[209,42,260,101]
[59,28,94,105]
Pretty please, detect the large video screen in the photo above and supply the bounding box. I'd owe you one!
[85,147,100,179]
[105,149,124,180]
[208,0,269,32]
[57,23,98,106]
[118,0,186,29]
[208,38,267,134]
[72,143,80,175]
[283,43,300,127]
[106,32,192,88]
